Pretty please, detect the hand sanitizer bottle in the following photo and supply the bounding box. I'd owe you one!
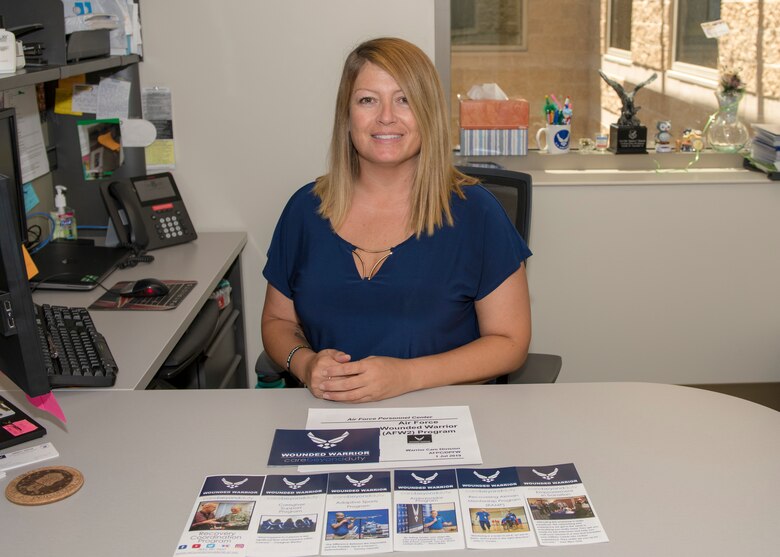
[52,185,78,240]
[0,16,17,74]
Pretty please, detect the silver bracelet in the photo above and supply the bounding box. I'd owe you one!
[285,344,310,372]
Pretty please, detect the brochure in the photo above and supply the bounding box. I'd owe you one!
[174,474,266,556]
[173,464,607,557]
[393,469,464,552]
[516,463,609,546]
[321,472,393,555]
[248,474,329,557]
[300,406,482,472]
[456,466,537,549]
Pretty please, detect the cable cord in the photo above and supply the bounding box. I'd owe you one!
[117,242,155,269]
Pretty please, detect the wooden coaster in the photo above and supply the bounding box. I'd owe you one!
[5,466,84,505]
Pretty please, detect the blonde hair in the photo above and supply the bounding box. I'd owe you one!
[314,37,476,237]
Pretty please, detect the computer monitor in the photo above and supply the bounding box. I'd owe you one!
[0,174,51,398]
[0,107,28,247]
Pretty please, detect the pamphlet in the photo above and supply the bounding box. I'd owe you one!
[300,406,481,472]
[456,466,537,549]
[321,472,393,555]
[173,464,607,557]
[248,474,329,557]
[393,469,464,552]
[516,463,609,546]
[174,474,265,556]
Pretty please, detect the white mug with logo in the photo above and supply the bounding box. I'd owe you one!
[536,124,571,154]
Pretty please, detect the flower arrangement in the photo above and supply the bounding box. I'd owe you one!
[719,70,745,96]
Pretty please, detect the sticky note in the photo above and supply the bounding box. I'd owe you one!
[26,393,67,424]
[22,182,39,212]
[3,419,38,436]
[21,244,38,279]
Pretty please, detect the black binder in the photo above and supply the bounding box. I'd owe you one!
[0,394,47,451]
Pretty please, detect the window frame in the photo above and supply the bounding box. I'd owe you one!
[671,0,721,78]
[606,0,632,60]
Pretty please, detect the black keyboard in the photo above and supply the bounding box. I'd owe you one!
[35,304,118,387]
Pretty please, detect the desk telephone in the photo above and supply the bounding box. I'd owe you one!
[100,172,197,251]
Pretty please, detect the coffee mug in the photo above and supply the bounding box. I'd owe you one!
[536,124,571,154]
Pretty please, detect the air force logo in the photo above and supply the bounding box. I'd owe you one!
[346,474,373,487]
[473,470,500,483]
[307,431,349,449]
[221,478,248,489]
[283,477,311,490]
[407,434,433,443]
[411,472,438,485]
[532,467,559,481]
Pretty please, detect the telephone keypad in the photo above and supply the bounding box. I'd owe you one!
[154,214,187,239]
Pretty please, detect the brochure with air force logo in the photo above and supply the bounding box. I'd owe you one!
[267,428,381,467]
[299,406,482,472]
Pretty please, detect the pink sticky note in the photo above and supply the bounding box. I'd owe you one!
[26,392,67,424]
[3,419,38,436]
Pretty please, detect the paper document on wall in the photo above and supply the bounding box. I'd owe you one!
[142,86,176,171]
[2,86,50,183]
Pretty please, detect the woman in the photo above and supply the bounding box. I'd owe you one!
[261,37,531,402]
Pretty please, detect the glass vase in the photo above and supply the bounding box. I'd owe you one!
[706,91,749,153]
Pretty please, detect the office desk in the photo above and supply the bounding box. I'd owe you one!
[1,383,778,556]
[0,231,247,391]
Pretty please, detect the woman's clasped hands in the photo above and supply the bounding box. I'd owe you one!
[302,350,411,403]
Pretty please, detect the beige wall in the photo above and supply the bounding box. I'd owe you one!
[137,0,437,380]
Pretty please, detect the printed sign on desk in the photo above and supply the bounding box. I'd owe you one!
[268,428,381,466]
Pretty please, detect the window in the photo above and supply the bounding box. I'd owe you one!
[451,0,526,50]
[444,0,778,153]
[608,0,632,51]
[675,0,720,68]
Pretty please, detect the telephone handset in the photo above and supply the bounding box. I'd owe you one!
[100,172,198,251]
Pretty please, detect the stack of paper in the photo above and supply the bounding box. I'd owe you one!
[751,123,780,167]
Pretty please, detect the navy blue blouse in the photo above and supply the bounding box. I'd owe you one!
[263,182,531,361]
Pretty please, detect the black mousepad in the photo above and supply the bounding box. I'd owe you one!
[88,280,197,311]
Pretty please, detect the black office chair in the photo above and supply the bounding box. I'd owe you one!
[457,165,562,384]
[149,299,221,389]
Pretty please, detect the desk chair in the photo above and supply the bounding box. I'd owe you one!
[457,165,562,384]
[149,300,221,389]
[255,167,562,387]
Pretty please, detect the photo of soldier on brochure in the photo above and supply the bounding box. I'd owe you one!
[397,503,458,534]
[189,501,254,531]
[258,514,318,533]
[325,509,390,540]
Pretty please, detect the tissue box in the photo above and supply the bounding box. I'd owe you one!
[459,128,528,156]
[459,99,530,129]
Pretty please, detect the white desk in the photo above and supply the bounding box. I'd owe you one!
[0,231,247,391]
[1,383,778,556]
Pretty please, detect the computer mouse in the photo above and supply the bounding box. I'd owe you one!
[120,278,170,298]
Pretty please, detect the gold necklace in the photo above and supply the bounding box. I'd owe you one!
[352,245,393,280]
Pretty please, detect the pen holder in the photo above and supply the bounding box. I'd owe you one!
[536,124,571,154]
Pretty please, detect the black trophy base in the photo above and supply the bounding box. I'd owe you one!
[608,124,648,154]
